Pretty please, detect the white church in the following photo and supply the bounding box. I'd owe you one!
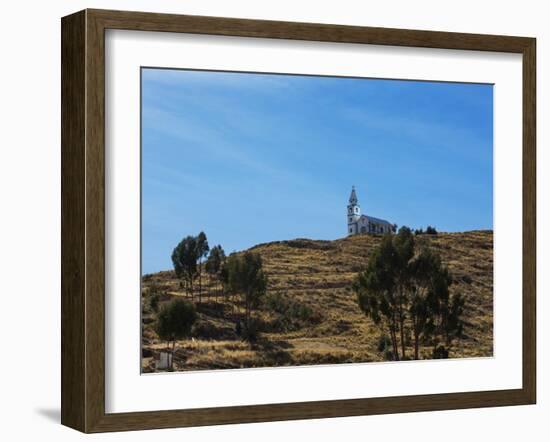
[347,186,395,236]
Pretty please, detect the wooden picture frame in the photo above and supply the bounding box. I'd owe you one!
[61,8,536,433]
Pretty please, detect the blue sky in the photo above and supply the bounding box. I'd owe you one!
[141,68,493,274]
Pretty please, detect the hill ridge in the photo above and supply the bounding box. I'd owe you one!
[142,230,493,372]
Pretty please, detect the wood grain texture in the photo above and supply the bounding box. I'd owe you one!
[60,8,537,433]
[85,9,107,432]
[89,8,532,52]
[522,38,536,403]
[61,10,86,432]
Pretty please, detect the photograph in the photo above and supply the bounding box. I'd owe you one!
[0,0,541,438]
[140,68,494,373]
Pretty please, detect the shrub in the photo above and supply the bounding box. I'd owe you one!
[263,292,318,332]
[432,345,449,359]
[426,226,438,235]
[414,226,438,235]
[377,334,392,353]
[155,298,197,368]
[149,292,160,312]
[193,320,234,340]
[242,318,261,342]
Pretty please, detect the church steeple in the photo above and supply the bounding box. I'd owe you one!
[349,185,358,205]
[347,185,361,235]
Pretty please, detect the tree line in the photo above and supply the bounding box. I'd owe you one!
[170,231,211,302]
[414,225,438,235]
[155,231,268,367]
[170,231,267,326]
[353,226,465,360]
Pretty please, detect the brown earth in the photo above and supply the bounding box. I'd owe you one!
[141,230,493,372]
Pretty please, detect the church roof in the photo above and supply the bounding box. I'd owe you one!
[349,186,358,204]
[360,214,392,225]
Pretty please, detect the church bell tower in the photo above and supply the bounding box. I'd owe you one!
[347,185,361,235]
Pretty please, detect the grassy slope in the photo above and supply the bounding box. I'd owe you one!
[141,231,493,372]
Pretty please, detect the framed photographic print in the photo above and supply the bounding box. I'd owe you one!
[61,9,536,433]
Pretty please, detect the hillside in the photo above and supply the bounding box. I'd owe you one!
[141,230,493,372]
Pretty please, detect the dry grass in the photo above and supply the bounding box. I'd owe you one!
[142,230,493,372]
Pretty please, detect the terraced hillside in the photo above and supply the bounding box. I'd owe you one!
[141,230,493,372]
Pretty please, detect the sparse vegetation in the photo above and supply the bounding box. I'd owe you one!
[263,292,320,332]
[149,291,160,313]
[142,230,492,372]
[415,226,438,235]
[146,281,162,313]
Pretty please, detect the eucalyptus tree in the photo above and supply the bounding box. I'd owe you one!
[196,231,210,303]
[353,233,403,360]
[225,251,268,338]
[353,226,465,360]
[172,235,198,299]
[205,245,226,302]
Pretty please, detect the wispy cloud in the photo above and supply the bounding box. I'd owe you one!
[339,106,491,165]
[142,103,314,187]
[142,68,295,94]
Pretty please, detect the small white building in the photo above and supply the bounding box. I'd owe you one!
[155,351,173,370]
[347,186,395,236]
